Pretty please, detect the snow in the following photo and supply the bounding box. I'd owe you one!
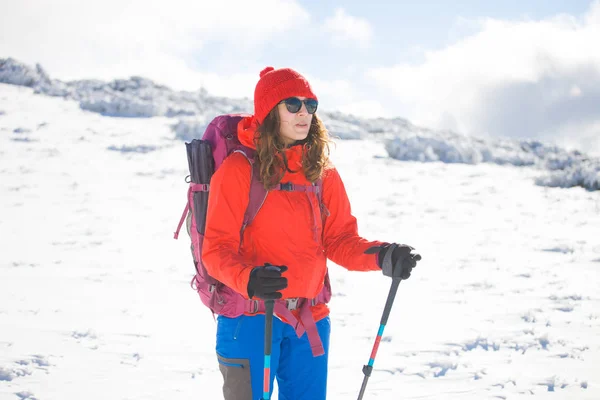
[1,63,600,400]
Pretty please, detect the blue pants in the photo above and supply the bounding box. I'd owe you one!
[216,314,331,400]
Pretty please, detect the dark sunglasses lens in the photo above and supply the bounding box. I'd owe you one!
[284,98,302,113]
[305,99,318,114]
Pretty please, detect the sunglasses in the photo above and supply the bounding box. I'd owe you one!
[280,97,318,114]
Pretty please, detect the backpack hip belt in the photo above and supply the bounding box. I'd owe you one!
[246,296,327,357]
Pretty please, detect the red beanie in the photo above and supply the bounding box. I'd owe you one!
[253,66,318,124]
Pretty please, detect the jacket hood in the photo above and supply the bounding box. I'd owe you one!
[237,116,260,150]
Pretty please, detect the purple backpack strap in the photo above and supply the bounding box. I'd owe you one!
[316,179,330,218]
[298,300,325,356]
[242,160,268,232]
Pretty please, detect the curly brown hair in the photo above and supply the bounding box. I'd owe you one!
[255,108,332,190]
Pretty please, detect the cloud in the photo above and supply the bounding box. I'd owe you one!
[367,1,600,154]
[0,0,310,93]
[302,75,385,118]
[324,8,373,49]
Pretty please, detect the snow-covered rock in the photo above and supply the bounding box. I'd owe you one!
[0,58,252,118]
[0,58,51,87]
[385,132,585,169]
[535,159,600,190]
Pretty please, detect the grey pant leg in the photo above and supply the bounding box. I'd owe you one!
[218,354,252,400]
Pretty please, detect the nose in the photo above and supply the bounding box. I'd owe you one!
[297,102,309,116]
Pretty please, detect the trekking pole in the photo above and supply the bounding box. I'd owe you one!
[357,277,401,400]
[261,263,280,400]
[261,298,275,400]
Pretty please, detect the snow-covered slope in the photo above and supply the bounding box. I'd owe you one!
[1,57,598,191]
[1,78,599,399]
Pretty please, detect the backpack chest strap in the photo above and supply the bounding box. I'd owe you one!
[274,182,320,193]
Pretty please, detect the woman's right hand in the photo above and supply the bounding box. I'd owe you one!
[247,264,288,299]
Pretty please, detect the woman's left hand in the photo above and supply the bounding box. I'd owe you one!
[365,243,421,280]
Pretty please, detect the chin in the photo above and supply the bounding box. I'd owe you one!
[295,129,310,138]
[281,129,309,145]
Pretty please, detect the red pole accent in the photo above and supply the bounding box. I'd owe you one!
[263,367,270,392]
[370,335,383,360]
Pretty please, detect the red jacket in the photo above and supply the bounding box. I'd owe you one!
[202,116,383,321]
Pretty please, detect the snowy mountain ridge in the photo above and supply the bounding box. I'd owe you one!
[1,57,598,190]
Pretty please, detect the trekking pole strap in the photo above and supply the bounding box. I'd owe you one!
[173,202,189,239]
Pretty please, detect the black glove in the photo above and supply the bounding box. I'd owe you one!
[247,264,288,300]
[365,243,421,280]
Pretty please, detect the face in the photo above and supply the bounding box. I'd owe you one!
[277,97,314,146]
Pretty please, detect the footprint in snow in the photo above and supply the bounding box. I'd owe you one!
[71,329,99,349]
[428,361,457,378]
[538,376,568,392]
[0,357,47,382]
[0,366,31,381]
[541,246,574,254]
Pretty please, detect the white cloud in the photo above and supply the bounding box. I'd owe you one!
[305,75,385,117]
[0,0,310,95]
[324,8,373,49]
[569,85,582,97]
[367,0,600,153]
[336,100,388,119]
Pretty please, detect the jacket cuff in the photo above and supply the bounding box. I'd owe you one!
[236,265,255,299]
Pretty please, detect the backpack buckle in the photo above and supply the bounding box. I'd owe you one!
[279,182,293,191]
[286,298,299,311]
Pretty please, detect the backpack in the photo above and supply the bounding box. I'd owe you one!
[173,114,331,356]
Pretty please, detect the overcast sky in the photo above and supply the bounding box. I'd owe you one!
[1,0,599,153]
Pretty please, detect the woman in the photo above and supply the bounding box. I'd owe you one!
[202,66,421,400]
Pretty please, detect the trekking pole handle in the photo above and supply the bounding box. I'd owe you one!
[380,277,401,326]
[357,278,401,400]
[264,299,275,357]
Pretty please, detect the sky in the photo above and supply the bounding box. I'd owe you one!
[1,0,599,153]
